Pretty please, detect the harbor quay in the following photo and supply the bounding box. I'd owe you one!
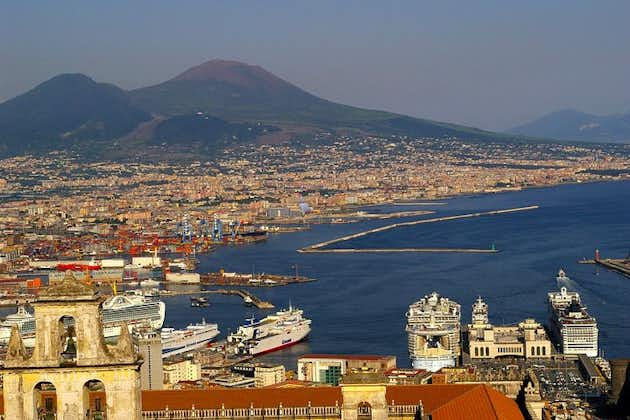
[0,268,626,419]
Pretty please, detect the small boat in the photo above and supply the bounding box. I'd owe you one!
[243,296,254,307]
[140,278,160,288]
[556,269,569,282]
[190,296,210,307]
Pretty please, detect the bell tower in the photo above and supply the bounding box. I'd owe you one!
[2,273,142,420]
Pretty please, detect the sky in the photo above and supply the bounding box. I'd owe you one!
[1,1,629,131]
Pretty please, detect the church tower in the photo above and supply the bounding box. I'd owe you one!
[2,273,142,420]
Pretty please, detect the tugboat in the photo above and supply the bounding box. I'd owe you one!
[556,269,569,282]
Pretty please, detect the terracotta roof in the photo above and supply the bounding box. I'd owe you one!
[141,387,343,411]
[142,384,523,420]
[0,383,524,419]
[388,384,524,420]
[299,354,394,361]
[386,384,479,411]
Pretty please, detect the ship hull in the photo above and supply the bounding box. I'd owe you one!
[162,330,220,358]
[248,325,310,355]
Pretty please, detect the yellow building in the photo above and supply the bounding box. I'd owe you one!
[467,297,552,359]
[255,364,286,387]
[1,272,142,420]
[163,358,202,386]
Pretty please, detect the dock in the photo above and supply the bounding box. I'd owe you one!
[595,259,630,276]
[201,272,315,287]
[299,205,539,253]
[160,288,275,309]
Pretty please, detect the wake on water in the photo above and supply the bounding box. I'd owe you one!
[557,276,580,291]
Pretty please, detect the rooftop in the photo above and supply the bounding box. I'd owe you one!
[299,354,395,361]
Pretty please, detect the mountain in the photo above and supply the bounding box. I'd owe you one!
[129,59,506,141]
[0,60,529,159]
[0,74,151,155]
[509,109,630,143]
[130,59,390,124]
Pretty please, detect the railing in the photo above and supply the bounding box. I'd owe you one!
[387,405,422,416]
[142,405,342,419]
[142,404,423,419]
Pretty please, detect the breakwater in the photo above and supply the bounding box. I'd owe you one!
[298,205,539,253]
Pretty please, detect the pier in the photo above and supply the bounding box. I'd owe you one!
[578,249,630,277]
[201,272,315,287]
[160,288,275,309]
[299,205,539,253]
[581,258,630,277]
[301,248,499,254]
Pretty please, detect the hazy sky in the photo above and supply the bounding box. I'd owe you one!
[1,1,629,130]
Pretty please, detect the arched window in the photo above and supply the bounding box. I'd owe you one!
[83,379,107,420]
[358,402,372,419]
[536,346,540,356]
[542,346,546,356]
[34,382,57,419]
[59,315,77,365]
[486,347,490,357]
[531,346,535,356]
[474,347,479,357]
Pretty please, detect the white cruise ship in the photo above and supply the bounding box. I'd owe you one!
[161,320,220,358]
[406,292,461,372]
[227,305,311,355]
[0,293,165,347]
[547,287,598,357]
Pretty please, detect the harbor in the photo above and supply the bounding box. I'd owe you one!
[160,288,275,309]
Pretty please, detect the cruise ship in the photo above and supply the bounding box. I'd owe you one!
[406,292,461,372]
[0,293,166,347]
[161,320,220,358]
[227,305,311,355]
[547,286,598,357]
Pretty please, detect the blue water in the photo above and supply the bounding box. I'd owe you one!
[162,180,630,367]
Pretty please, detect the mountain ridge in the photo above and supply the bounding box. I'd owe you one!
[509,108,630,143]
[0,59,534,158]
[0,73,151,155]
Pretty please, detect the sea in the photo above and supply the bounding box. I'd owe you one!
[160,179,630,369]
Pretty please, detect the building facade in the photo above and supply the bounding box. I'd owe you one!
[467,297,552,360]
[163,358,202,386]
[254,364,286,387]
[136,330,163,390]
[298,355,396,385]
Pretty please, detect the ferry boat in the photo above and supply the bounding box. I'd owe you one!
[227,305,311,355]
[0,293,166,347]
[161,320,220,358]
[406,292,461,372]
[547,286,598,357]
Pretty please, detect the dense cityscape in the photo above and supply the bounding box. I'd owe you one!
[0,135,629,419]
[2,2,630,419]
